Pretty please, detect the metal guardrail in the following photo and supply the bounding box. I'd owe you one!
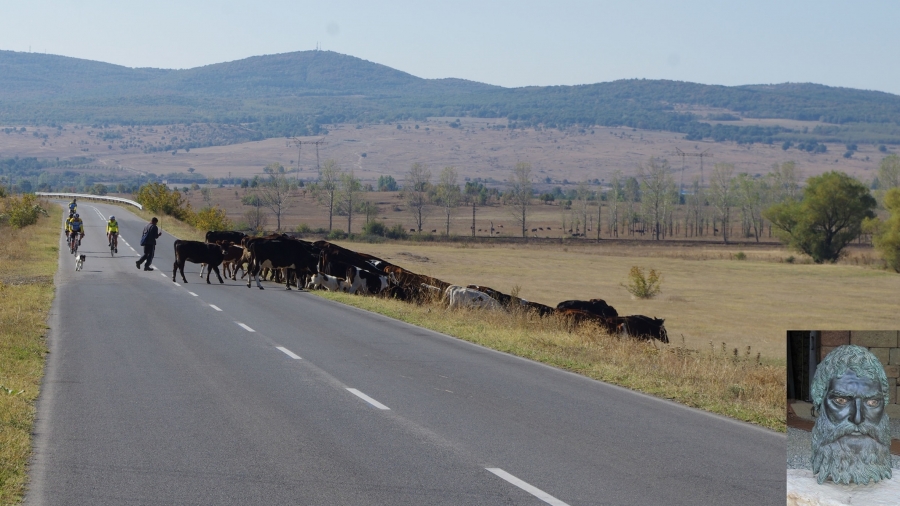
[35,192,143,210]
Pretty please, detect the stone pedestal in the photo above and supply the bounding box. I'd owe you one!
[787,469,900,506]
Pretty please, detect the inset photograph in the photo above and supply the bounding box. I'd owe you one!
[787,331,900,504]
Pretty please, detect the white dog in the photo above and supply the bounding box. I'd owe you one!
[75,254,86,272]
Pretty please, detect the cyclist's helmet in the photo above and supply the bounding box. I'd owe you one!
[109,216,115,220]
[75,213,79,218]
[72,198,77,202]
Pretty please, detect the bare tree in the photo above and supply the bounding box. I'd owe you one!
[769,161,801,203]
[878,154,900,190]
[436,166,461,236]
[623,176,640,235]
[607,171,623,237]
[258,172,295,231]
[507,162,533,238]
[734,173,766,241]
[309,159,342,231]
[243,207,269,235]
[575,181,591,236]
[639,157,675,240]
[709,163,736,243]
[403,162,432,233]
[339,171,362,234]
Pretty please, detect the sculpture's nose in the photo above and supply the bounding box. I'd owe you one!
[853,398,864,426]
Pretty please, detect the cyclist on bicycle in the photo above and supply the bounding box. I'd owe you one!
[68,198,77,214]
[106,216,119,253]
[69,213,85,247]
[65,212,76,244]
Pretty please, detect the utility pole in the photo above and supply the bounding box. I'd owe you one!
[289,137,328,180]
[674,148,713,190]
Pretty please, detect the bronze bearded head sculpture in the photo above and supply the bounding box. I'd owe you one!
[810,345,892,485]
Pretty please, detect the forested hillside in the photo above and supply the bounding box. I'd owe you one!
[2,49,900,146]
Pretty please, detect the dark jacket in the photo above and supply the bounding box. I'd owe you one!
[142,223,162,247]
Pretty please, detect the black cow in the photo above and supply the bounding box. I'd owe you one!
[173,240,226,284]
[205,230,247,245]
[556,299,618,317]
[314,240,390,279]
[246,238,318,290]
[618,315,668,343]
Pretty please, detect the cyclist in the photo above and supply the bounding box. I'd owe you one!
[68,198,77,214]
[106,215,119,253]
[65,212,76,247]
[68,213,85,250]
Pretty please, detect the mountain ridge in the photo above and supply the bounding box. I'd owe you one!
[2,49,899,145]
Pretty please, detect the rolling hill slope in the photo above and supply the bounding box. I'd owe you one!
[2,49,900,145]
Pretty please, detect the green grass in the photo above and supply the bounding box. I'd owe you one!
[0,203,59,505]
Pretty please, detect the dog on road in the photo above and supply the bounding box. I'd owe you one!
[75,254,86,272]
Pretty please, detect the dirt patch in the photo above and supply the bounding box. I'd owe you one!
[396,252,430,263]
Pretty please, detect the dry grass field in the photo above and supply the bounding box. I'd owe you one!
[0,205,57,505]
[2,118,892,188]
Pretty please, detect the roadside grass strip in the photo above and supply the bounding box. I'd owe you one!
[0,204,58,504]
[486,468,570,506]
[316,291,785,432]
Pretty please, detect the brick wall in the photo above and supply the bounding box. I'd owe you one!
[819,330,900,406]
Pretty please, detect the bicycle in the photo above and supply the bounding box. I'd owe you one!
[108,233,118,257]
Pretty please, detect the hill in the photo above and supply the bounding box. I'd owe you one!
[2,49,900,145]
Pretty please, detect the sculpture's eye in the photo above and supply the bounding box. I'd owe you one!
[833,397,849,405]
[866,399,881,407]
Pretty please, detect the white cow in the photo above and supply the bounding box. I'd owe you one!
[345,266,390,295]
[307,272,348,292]
[444,285,501,310]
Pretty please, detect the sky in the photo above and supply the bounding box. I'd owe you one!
[2,0,899,95]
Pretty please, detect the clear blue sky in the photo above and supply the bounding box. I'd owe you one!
[2,0,898,94]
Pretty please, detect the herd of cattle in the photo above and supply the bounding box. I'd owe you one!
[172,231,669,343]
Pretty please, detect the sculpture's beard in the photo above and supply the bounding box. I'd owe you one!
[811,411,892,485]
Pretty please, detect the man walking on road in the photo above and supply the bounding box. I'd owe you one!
[136,217,162,271]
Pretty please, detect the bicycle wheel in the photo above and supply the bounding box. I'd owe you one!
[110,239,115,257]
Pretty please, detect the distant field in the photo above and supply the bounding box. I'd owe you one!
[1,119,892,188]
[325,239,900,361]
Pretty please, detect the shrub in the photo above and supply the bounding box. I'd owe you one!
[327,229,348,240]
[1,193,48,229]
[362,220,386,236]
[621,266,662,299]
[734,251,747,260]
[384,224,409,240]
[295,223,312,233]
[135,182,192,220]
[190,205,232,232]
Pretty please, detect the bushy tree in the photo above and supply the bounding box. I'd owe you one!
[866,187,900,272]
[135,182,192,220]
[765,171,876,263]
[191,206,232,232]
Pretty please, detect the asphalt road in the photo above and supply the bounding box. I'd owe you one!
[26,202,785,505]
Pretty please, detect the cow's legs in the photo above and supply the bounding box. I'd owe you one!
[212,265,224,284]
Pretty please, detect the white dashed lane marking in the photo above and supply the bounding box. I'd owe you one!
[174,282,181,287]
[486,468,570,506]
[235,322,255,332]
[188,292,198,297]
[346,388,390,410]
[276,346,302,360]
[209,304,222,311]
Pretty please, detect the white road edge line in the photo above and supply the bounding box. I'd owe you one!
[235,322,255,332]
[188,292,198,297]
[174,282,181,286]
[485,468,570,506]
[276,346,302,360]
[160,272,167,277]
[346,388,390,410]
[209,304,222,311]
